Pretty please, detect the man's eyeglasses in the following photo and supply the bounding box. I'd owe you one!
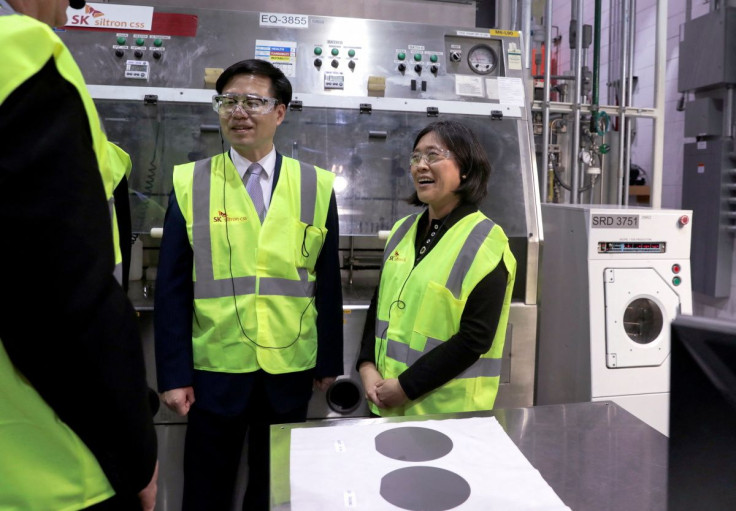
[212,93,280,116]
[409,149,452,167]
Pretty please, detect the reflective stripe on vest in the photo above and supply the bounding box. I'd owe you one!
[109,197,123,284]
[382,214,418,267]
[385,337,503,378]
[106,142,132,286]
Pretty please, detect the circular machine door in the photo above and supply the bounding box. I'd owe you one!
[603,267,680,368]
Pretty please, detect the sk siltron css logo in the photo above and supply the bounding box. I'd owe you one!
[388,250,406,263]
[69,4,104,25]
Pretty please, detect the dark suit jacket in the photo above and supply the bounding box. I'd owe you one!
[154,152,343,415]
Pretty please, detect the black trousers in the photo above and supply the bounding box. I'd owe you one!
[182,378,310,511]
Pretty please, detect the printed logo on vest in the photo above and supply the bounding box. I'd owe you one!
[213,210,248,223]
[388,250,406,263]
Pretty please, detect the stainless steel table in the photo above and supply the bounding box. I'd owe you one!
[270,401,668,511]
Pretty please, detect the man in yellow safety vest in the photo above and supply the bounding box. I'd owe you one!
[0,0,158,509]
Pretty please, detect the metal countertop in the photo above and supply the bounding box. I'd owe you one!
[270,401,668,511]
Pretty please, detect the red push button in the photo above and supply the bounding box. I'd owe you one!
[672,263,681,274]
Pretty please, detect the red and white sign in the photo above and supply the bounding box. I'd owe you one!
[66,3,154,31]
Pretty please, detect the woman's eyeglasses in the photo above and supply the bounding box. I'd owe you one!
[409,149,452,167]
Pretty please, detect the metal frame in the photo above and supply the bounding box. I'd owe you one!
[535,0,668,207]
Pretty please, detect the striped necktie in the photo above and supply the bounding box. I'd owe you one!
[244,162,265,222]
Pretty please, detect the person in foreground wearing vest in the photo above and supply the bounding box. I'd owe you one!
[154,59,344,510]
[0,0,159,510]
[357,120,516,416]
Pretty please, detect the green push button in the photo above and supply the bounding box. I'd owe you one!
[117,36,126,45]
[153,39,163,47]
[331,48,339,56]
[672,276,682,286]
[398,52,406,60]
[430,54,438,63]
[314,47,322,55]
[136,38,145,46]
[348,49,355,57]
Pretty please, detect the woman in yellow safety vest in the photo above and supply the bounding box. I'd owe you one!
[358,120,516,416]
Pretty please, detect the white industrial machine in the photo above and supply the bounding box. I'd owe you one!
[536,204,693,436]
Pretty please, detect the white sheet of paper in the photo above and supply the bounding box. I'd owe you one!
[497,76,526,106]
[290,417,571,510]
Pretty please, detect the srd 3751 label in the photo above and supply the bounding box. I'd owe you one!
[591,214,639,228]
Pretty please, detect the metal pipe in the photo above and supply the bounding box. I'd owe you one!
[593,0,602,107]
[616,0,630,205]
[521,0,532,69]
[608,0,617,106]
[624,0,636,205]
[541,0,553,203]
[726,86,734,139]
[348,236,354,285]
[650,0,668,208]
[622,0,636,206]
[532,74,577,80]
[570,0,584,204]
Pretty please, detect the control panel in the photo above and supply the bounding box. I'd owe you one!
[58,8,528,108]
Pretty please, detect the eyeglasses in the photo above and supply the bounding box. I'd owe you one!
[212,93,280,116]
[409,149,452,167]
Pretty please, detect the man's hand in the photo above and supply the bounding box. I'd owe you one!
[359,362,386,408]
[161,386,195,416]
[375,378,408,408]
[313,376,336,393]
[138,460,158,511]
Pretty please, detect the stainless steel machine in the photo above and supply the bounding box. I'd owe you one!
[536,204,693,436]
[59,6,541,508]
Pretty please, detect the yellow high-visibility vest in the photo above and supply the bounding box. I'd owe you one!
[172,153,335,373]
[372,211,516,416]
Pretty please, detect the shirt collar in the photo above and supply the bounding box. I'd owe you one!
[0,0,17,14]
[229,146,276,180]
[419,202,479,232]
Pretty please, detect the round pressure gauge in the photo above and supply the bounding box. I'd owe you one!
[467,44,498,75]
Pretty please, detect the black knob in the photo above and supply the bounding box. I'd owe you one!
[414,64,422,73]
[430,65,438,74]
[314,58,322,67]
[115,49,124,58]
[398,63,406,72]
[153,51,161,60]
[134,50,143,58]
[331,59,339,68]
[348,60,355,70]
